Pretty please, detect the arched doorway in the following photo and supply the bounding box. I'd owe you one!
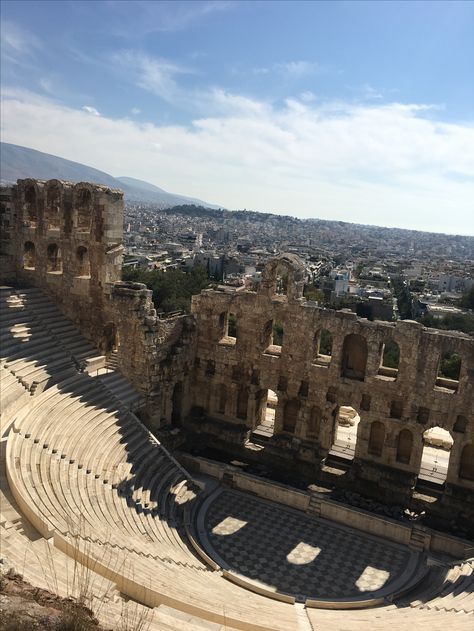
[330,406,361,460]
[252,389,278,440]
[419,426,453,485]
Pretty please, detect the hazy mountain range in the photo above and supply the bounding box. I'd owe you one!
[0,142,221,209]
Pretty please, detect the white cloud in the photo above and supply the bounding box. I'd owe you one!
[113,51,191,104]
[1,20,42,58]
[276,60,320,78]
[82,105,100,116]
[2,88,473,234]
[362,83,383,100]
[131,107,141,115]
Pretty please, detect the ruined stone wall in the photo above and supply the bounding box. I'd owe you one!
[110,281,195,428]
[0,179,124,346]
[0,179,195,429]
[189,255,474,518]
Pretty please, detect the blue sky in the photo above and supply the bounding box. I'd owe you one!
[1,0,474,234]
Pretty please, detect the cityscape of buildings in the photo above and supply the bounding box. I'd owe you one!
[124,201,474,324]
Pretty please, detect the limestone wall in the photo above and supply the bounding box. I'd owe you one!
[0,179,124,345]
[189,255,474,511]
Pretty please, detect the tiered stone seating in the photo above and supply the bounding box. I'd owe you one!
[2,285,473,631]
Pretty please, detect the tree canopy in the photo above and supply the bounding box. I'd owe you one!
[122,265,210,313]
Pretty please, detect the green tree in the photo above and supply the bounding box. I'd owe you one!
[304,285,325,303]
[438,353,461,380]
[122,265,210,313]
[460,286,474,310]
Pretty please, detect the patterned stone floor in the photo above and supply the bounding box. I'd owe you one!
[203,489,411,600]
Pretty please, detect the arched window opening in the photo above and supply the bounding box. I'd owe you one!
[330,406,360,460]
[76,188,92,231]
[272,321,284,346]
[228,312,237,338]
[171,382,183,425]
[283,399,300,434]
[217,383,227,414]
[219,311,237,342]
[453,415,468,433]
[76,246,90,277]
[341,334,367,381]
[253,389,278,439]
[307,406,322,440]
[313,328,332,367]
[46,184,61,230]
[275,271,288,296]
[23,241,35,270]
[459,444,474,481]
[236,386,248,420]
[436,352,461,392]
[419,426,453,485]
[264,319,284,356]
[46,243,62,273]
[378,340,400,379]
[261,319,273,349]
[396,429,413,464]
[368,421,385,457]
[24,185,38,228]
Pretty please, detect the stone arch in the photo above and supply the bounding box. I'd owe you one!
[259,254,305,302]
[436,350,461,391]
[23,241,35,270]
[342,333,368,380]
[46,243,62,272]
[76,246,90,277]
[419,426,453,485]
[396,428,413,464]
[378,339,400,378]
[368,421,385,457]
[313,328,333,367]
[459,444,474,481]
[255,388,278,436]
[330,405,361,460]
[23,181,40,228]
[283,399,300,433]
[45,180,62,230]
[74,184,93,232]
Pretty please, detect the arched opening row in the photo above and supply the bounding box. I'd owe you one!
[207,382,472,484]
[22,241,90,277]
[22,184,94,232]
[215,312,466,389]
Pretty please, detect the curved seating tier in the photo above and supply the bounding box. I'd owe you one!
[2,286,473,630]
[4,375,298,629]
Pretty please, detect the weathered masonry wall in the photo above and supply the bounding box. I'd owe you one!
[110,281,196,428]
[0,178,123,346]
[188,255,474,524]
[0,180,194,427]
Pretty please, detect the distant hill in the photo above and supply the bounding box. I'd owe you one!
[0,142,221,208]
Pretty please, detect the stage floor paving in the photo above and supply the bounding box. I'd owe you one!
[201,489,412,600]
